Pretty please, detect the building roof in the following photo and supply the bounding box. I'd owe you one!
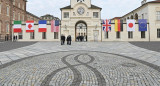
[41,14,54,17]
[122,0,160,18]
[40,14,60,20]
[60,4,102,10]
[26,11,41,19]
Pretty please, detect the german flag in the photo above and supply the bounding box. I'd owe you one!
[115,19,121,32]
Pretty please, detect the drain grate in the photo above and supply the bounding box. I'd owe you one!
[122,63,137,67]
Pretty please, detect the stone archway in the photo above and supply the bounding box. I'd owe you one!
[75,21,87,42]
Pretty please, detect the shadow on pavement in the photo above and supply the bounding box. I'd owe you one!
[0,41,36,52]
[130,42,160,52]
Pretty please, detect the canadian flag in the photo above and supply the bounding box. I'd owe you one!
[26,21,34,32]
[127,20,135,31]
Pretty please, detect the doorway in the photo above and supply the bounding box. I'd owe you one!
[75,21,87,42]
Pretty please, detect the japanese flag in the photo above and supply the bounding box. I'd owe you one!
[127,20,135,31]
[26,21,34,32]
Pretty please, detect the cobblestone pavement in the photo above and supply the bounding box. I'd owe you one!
[1,42,160,67]
[130,42,160,52]
[0,51,160,86]
[0,41,36,52]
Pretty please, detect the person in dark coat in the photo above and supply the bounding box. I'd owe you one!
[63,35,66,45]
[5,36,6,41]
[67,35,72,45]
[15,35,17,41]
[61,35,65,45]
[13,36,15,42]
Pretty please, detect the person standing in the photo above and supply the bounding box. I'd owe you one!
[61,35,65,45]
[13,35,15,42]
[69,35,72,45]
[15,35,17,41]
[67,35,69,45]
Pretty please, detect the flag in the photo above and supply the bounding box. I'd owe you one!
[39,20,47,32]
[120,20,123,31]
[51,20,60,32]
[127,20,135,31]
[115,19,121,32]
[13,21,22,33]
[138,19,147,31]
[26,21,34,32]
[102,19,111,32]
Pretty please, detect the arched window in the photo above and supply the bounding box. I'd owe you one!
[127,17,129,19]
[135,13,138,20]
[130,15,134,19]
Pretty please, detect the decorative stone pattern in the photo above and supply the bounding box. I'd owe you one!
[0,51,160,86]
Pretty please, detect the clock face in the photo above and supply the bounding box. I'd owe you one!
[77,7,85,15]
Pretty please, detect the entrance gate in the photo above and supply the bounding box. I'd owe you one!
[75,21,87,42]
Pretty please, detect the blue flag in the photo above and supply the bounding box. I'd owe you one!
[138,19,147,31]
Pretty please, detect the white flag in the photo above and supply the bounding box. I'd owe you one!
[127,20,135,31]
[26,21,34,32]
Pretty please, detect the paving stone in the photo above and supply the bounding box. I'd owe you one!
[0,51,160,86]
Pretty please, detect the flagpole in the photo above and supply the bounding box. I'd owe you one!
[12,22,14,42]
[148,23,150,42]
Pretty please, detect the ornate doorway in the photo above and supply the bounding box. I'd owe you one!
[75,21,87,42]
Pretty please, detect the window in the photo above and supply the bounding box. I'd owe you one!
[18,3,20,8]
[42,32,46,39]
[22,14,25,21]
[116,32,120,39]
[93,12,98,18]
[30,32,34,39]
[142,14,144,19]
[157,11,160,21]
[13,11,15,20]
[18,31,23,39]
[54,32,59,39]
[0,21,1,34]
[64,12,69,18]
[0,3,1,14]
[22,5,24,10]
[105,32,108,39]
[128,31,133,39]
[141,31,145,38]
[157,29,160,38]
[13,0,15,5]
[18,13,20,20]
[6,24,9,33]
[7,6,9,16]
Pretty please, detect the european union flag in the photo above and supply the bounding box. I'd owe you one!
[139,19,147,31]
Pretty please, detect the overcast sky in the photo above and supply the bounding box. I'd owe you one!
[27,0,154,19]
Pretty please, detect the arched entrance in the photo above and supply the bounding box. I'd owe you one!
[75,21,87,42]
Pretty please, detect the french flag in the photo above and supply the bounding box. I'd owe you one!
[39,20,47,32]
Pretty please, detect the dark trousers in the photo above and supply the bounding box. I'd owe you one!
[61,40,65,45]
[67,41,71,45]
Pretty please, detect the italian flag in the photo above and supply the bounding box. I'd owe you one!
[13,21,22,33]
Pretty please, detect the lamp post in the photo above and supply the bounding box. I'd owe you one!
[101,20,103,42]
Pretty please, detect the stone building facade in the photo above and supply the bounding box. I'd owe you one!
[40,14,60,24]
[0,0,40,41]
[61,0,102,42]
[118,0,160,41]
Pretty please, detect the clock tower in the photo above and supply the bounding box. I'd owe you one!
[61,0,102,42]
[71,0,91,8]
